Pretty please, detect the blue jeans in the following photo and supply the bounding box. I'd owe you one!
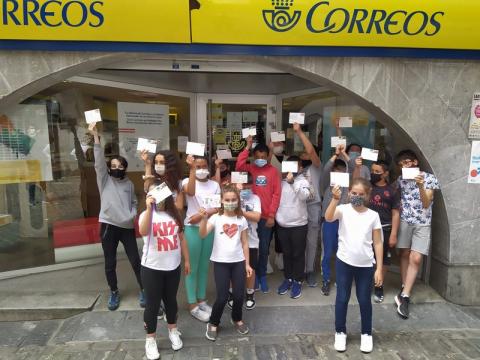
[256,219,273,278]
[335,258,374,335]
[321,220,339,282]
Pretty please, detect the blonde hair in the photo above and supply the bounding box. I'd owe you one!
[350,177,372,199]
[218,184,242,217]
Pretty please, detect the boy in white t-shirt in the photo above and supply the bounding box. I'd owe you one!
[325,178,383,354]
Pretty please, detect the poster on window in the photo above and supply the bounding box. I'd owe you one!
[0,104,53,184]
[117,102,170,171]
[468,141,480,184]
[468,93,480,140]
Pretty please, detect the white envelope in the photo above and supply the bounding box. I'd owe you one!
[339,116,353,128]
[242,127,257,139]
[330,172,350,188]
[202,194,221,208]
[402,167,420,180]
[177,136,188,152]
[361,148,379,162]
[231,171,249,184]
[216,149,232,160]
[271,131,286,142]
[147,183,173,204]
[137,138,157,153]
[85,109,102,124]
[186,142,205,156]
[217,144,229,150]
[282,161,299,173]
[331,136,347,148]
[289,112,305,124]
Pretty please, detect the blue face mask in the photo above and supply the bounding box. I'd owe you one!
[348,151,360,160]
[240,189,252,199]
[254,159,267,168]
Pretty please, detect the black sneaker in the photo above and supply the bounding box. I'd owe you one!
[245,292,256,310]
[373,286,384,303]
[321,280,330,296]
[227,290,233,309]
[396,295,410,319]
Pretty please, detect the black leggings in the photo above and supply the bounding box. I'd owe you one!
[210,261,246,326]
[277,224,308,282]
[100,223,142,291]
[141,265,181,334]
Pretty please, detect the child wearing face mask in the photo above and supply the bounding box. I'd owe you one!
[139,183,191,359]
[141,150,184,212]
[236,137,281,293]
[199,184,253,341]
[319,145,350,296]
[325,178,383,354]
[89,123,143,311]
[182,155,220,322]
[275,155,312,299]
[213,158,232,186]
[353,158,400,303]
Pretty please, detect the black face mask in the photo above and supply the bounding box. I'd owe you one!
[110,169,126,179]
[220,170,229,178]
[370,173,383,184]
[301,160,312,168]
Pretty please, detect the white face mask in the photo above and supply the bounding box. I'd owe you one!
[155,164,166,175]
[273,145,284,156]
[195,169,209,180]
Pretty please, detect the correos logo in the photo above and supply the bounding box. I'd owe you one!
[2,0,104,27]
[263,0,444,36]
[262,0,301,32]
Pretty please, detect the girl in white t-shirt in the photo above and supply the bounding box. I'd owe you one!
[199,184,253,341]
[325,178,383,354]
[138,183,191,360]
[182,155,221,322]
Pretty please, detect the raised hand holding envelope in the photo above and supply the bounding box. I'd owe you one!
[85,109,102,124]
[147,183,173,204]
[186,141,205,156]
[231,172,248,184]
[402,167,420,180]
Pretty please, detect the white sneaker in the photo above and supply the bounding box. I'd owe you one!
[145,337,160,360]
[198,301,212,316]
[168,327,183,351]
[334,332,347,352]
[190,305,210,322]
[275,253,284,271]
[360,334,373,353]
[267,261,274,274]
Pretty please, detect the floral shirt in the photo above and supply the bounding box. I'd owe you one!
[398,172,440,225]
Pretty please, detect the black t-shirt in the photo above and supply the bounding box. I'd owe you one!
[368,184,400,225]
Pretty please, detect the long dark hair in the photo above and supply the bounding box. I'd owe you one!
[150,150,182,192]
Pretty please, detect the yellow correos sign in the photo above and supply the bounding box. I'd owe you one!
[191,0,479,50]
[0,0,478,51]
[0,0,190,43]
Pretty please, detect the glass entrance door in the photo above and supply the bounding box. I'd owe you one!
[196,94,276,162]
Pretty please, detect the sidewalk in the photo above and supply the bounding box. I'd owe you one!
[0,258,443,321]
[0,304,479,359]
[1,259,479,358]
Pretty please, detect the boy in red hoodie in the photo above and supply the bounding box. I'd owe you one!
[236,136,281,292]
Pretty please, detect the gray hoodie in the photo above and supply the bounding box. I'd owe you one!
[94,144,137,229]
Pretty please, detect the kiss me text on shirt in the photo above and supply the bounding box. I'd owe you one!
[152,221,178,252]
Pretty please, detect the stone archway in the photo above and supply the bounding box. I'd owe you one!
[0,51,479,305]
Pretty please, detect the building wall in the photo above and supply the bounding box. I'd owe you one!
[0,51,478,304]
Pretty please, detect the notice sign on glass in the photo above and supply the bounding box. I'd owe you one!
[468,93,480,140]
